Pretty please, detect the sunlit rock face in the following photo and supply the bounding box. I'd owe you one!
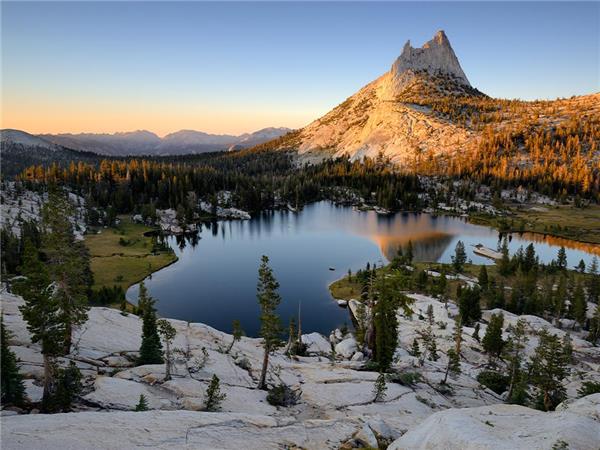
[388,30,471,95]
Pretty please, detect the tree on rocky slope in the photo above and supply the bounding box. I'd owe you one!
[373,372,387,402]
[15,240,65,410]
[1,317,26,406]
[458,286,481,326]
[157,319,176,381]
[40,189,90,354]
[257,255,282,390]
[373,274,401,372]
[530,329,568,411]
[227,319,244,354]
[482,312,505,362]
[205,374,226,411]
[504,318,528,403]
[138,282,163,365]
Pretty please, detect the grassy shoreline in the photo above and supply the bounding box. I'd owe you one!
[85,216,178,292]
[468,204,600,247]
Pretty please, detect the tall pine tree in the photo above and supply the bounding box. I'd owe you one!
[137,282,163,365]
[257,256,282,390]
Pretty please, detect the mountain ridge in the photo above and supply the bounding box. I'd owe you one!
[263,30,599,182]
[31,127,293,156]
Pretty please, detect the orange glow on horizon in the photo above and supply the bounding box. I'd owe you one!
[0,100,313,137]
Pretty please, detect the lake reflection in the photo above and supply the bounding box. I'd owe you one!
[128,202,598,336]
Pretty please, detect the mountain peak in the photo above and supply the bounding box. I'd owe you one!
[391,30,470,91]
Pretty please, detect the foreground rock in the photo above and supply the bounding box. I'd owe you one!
[390,395,600,450]
[2,286,599,449]
[1,411,360,450]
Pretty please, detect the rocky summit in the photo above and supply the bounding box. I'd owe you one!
[389,30,471,93]
[277,30,598,170]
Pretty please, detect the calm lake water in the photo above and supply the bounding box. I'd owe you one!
[127,201,599,336]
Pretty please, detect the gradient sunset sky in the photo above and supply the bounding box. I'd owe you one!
[2,1,598,136]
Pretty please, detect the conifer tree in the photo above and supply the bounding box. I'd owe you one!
[409,338,421,358]
[482,312,505,361]
[556,246,568,270]
[135,394,149,411]
[53,361,83,412]
[587,257,599,303]
[426,304,434,325]
[478,265,489,291]
[571,281,587,328]
[504,319,528,401]
[373,293,398,371]
[442,348,461,384]
[589,304,600,344]
[498,237,512,277]
[227,319,244,354]
[530,329,568,411]
[205,374,226,411]
[458,286,482,326]
[373,372,387,402]
[453,314,463,356]
[257,255,282,390]
[405,240,414,265]
[452,240,467,272]
[40,190,90,354]
[138,283,163,365]
[15,240,65,409]
[1,317,25,406]
[157,319,176,380]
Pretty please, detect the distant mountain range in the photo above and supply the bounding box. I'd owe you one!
[36,127,293,156]
[0,126,293,159]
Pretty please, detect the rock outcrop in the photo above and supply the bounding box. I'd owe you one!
[2,286,599,449]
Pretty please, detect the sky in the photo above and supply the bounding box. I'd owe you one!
[1,1,598,136]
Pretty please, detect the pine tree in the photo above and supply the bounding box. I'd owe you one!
[373,372,387,402]
[157,319,176,381]
[373,291,398,371]
[205,374,226,411]
[409,338,421,358]
[53,361,83,412]
[556,246,568,270]
[405,240,414,265]
[522,243,537,273]
[227,319,244,354]
[498,237,512,277]
[530,329,568,411]
[257,255,282,390]
[442,348,461,384]
[135,394,149,411]
[571,281,587,328]
[453,314,463,356]
[40,189,90,354]
[452,240,467,272]
[504,319,528,401]
[426,304,434,325]
[562,333,574,364]
[478,265,489,290]
[138,283,163,365]
[589,304,600,344]
[1,317,25,406]
[458,286,482,326]
[482,313,505,361]
[14,240,65,410]
[587,257,599,303]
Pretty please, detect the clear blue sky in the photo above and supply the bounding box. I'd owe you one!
[2,1,598,135]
